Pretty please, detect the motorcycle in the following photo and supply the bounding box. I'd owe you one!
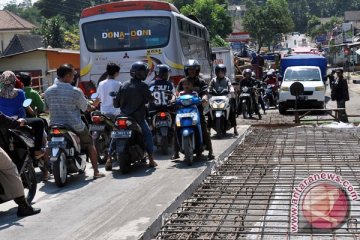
[175,94,203,166]
[107,92,146,174]
[263,84,278,109]
[149,88,174,155]
[47,125,87,187]
[239,86,257,119]
[0,99,38,203]
[208,87,232,137]
[89,111,114,164]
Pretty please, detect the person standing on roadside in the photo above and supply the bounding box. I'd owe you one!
[331,69,349,123]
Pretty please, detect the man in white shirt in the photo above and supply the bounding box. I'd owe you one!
[94,63,122,118]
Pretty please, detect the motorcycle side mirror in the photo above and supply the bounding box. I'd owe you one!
[90,93,98,100]
[109,91,117,97]
[23,99,32,108]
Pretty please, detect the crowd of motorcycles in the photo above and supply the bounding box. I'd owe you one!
[0,70,280,207]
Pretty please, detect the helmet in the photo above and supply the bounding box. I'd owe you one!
[251,72,256,78]
[184,59,200,77]
[242,68,252,77]
[215,64,227,76]
[155,64,171,81]
[130,61,149,81]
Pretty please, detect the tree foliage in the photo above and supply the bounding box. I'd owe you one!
[35,15,66,48]
[180,0,233,40]
[243,0,294,52]
[3,1,42,25]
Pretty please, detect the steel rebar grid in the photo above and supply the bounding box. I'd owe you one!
[156,127,360,240]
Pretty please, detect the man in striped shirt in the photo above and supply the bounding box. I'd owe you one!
[44,64,105,179]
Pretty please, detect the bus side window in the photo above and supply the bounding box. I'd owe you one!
[177,18,183,31]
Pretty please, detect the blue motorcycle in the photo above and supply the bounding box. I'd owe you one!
[175,94,203,166]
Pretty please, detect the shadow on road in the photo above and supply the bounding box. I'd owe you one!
[111,163,156,179]
[0,208,23,231]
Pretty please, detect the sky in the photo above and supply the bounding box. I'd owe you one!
[0,0,39,10]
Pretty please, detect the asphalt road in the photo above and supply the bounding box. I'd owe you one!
[0,126,249,240]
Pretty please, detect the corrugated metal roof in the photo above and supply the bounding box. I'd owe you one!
[0,10,35,31]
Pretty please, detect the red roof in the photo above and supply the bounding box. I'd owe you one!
[0,10,35,31]
[81,0,179,18]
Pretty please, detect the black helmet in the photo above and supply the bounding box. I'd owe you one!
[155,64,171,80]
[184,59,200,77]
[130,61,149,81]
[215,64,227,76]
[242,68,252,77]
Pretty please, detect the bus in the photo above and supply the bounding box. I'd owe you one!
[79,0,213,89]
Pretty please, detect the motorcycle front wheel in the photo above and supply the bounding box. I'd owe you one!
[242,101,249,119]
[21,163,37,203]
[183,135,193,166]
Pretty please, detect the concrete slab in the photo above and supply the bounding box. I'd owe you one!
[0,125,250,240]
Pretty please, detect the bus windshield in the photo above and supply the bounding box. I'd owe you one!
[82,17,171,52]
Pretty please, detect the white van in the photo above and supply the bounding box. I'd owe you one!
[278,66,325,114]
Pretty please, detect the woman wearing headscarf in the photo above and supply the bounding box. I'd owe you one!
[0,71,48,180]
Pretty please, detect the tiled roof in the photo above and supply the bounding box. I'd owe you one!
[0,10,35,31]
[2,34,43,56]
[345,11,360,22]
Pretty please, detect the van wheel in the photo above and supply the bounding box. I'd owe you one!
[279,103,287,115]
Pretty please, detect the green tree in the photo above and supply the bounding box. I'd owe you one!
[211,35,230,47]
[36,15,66,48]
[243,0,294,52]
[180,0,233,40]
[288,0,310,33]
[64,26,80,50]
[4,1,42,25]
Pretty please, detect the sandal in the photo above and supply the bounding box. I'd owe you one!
[148,161,158,168]
[93,172,106,179]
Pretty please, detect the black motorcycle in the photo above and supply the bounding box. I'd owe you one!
[239,86,257,119]
[89,111,114,164]
[0,127,38,203]
[149,108,173,155]
[109,115,146,174]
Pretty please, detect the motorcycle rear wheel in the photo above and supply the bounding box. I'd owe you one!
[160,136,169,155]
[118,153,131,174]
[52,151,67,187]
[22,163,37,203]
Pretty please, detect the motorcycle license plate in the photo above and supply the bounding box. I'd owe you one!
[177,113,193,118]
[241,93,250,97]
[156,121,169,128]
[89,124,105,131]
[111,130,132,138]
[51,137,65,142]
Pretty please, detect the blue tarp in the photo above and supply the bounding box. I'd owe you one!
[280,54,327,79]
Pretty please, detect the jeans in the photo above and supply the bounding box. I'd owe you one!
[138,120,154,154]
[337,100,348,123]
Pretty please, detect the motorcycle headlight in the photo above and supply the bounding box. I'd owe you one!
[211,103,218,109]
[315,86,325,91]
[180,99,192,106]
[242,87,249,93]
[280,86,289,91]
[219,103,225,109]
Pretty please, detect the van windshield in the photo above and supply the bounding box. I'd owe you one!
[82,17,171,52]
[284,68,321,81]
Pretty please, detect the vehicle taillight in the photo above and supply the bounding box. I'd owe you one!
[159,112,167,119]
[89,88,96,95]
[92,115,104,124]
[51,129,61,135]
[116,119,127,129]
[170,75,184,86]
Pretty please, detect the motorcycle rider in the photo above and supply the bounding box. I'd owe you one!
[264,69,279,99]
[93,63,122,119]
[240,68,262,119]
[208,64,238,135]
[148,64,175,111]
[174,59,215,160]
[44,64,105,179]
[113,61,157,168]
[0,112,41,217]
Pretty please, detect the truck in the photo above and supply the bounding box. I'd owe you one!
[278,54,327,114]
[211,47,235,81]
